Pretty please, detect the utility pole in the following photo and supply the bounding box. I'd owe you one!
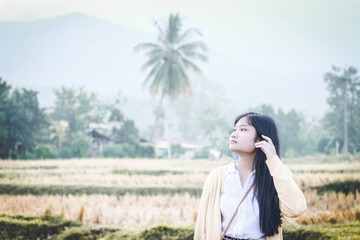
[343,78,348,155]
[164,119,171,158]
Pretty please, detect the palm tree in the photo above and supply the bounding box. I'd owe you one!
[134,13,208,140]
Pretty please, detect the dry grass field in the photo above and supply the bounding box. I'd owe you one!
[0,156,360,233]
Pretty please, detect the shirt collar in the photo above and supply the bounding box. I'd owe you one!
[226,160,256,176]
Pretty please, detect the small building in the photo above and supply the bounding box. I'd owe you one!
[154,138,203,159]
[88,129,111,156]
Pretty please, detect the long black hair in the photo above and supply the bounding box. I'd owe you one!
[234,112,282,236]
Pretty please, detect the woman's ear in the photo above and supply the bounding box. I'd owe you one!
[255,135,265,143]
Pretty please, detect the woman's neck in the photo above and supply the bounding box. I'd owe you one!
[235,153,255,173]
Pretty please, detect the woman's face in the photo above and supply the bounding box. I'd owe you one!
[229,116,259,154]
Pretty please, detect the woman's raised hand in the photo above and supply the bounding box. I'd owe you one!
[254,135,277,159]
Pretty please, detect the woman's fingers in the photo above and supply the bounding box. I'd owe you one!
[255,137,277,159]
[255,141,268,146]
[255,142,268,148]
[261,135,273,144]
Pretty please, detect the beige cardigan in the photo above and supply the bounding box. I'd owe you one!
[194,155,307,240]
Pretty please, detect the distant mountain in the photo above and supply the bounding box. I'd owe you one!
[1,12,354,127]
[0,12,153,106]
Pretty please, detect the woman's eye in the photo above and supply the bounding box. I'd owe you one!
[240,128,246,131]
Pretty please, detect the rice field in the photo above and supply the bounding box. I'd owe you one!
[0,156,360,234]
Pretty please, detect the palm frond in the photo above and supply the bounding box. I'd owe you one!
[145,48,164,58]
[180,56,202,74]
[164,58,175,97]
[153,19,165,36]
[133,42,161,53]
[179,50,208,62]
[177,58,190,92]
[153,20,167,44]
[176,41,208,53]
[167,13,181,44]
[142,61,162,90]
[141,55,162,72]
[176,28,202,44]
[166,54,190,99]
[141,49,165,71]
[150,61,169,96]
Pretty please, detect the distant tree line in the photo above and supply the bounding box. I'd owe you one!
[0,79,154,159]
[0,64,359,160]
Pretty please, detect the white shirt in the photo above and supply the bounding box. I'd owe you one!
[220,160,266,240]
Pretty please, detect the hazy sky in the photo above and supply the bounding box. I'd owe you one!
[1,0,360,119]
[2,0,359,52]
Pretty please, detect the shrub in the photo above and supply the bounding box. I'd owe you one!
[59,143,73,158]
[193,147,210,159]
[103,143,125,158]
[103,230,137,240]
[55,227,92,240]
[70,133,92,158]
[103,142,155,158]
[283,224,331,240]
[170,144,186,158]
[135,143,155,158]
[139,225,194,240]
[9,150,22,160]
[35,144,58,159]
[0,214,81,240]
[283,222,360,240]
[312,180,360,195]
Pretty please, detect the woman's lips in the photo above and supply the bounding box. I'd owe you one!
[230,140,237,144]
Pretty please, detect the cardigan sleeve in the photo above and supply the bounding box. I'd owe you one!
[194,170,212,240]
[265,155,307,218]
[194,166,225,240]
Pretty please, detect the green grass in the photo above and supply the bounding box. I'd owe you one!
[0,183,202,196]
[111,169,194,176]
[309,179,360,195]
[0,213,81,240]
[1,213,359,240]
[291,168,360,174]
[1,179,359,197]
[283,221,360,240]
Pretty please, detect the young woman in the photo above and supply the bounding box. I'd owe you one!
[194,112,307,240]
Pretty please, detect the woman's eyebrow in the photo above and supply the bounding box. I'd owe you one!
[235,124,250,127]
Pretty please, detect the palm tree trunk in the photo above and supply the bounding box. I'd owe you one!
[158,89,165,109]
[150,90,166,141]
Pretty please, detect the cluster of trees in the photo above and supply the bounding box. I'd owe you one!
[0,79,154,159]
[321,66,360,155]
[250,65,360,157]
[0,79,47,159]
[249,104,316,157]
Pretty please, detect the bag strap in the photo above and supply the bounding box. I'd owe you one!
[221,181,255,240]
